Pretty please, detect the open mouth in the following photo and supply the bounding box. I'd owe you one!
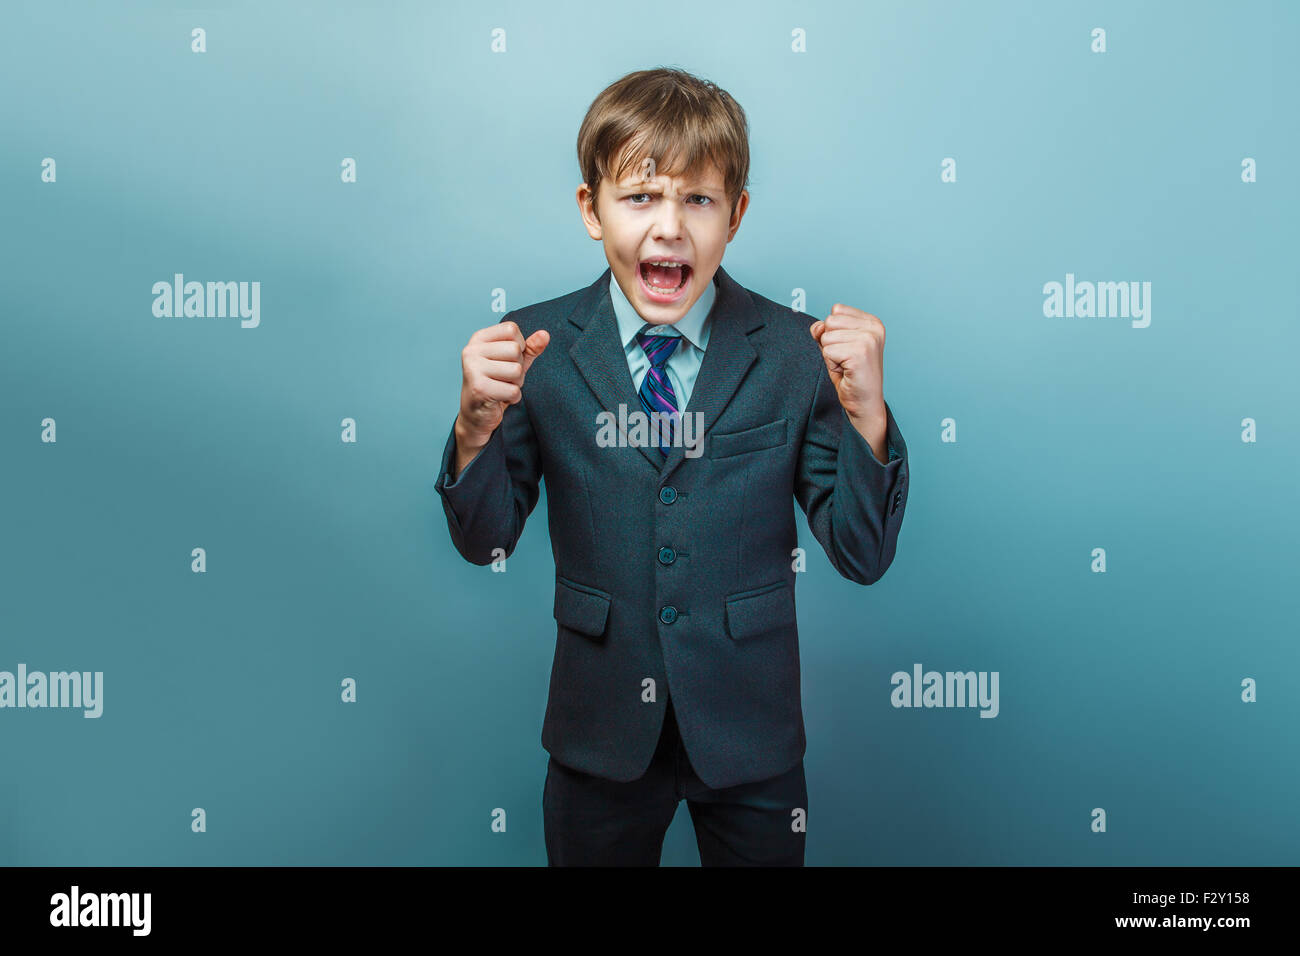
[638,259,692,301]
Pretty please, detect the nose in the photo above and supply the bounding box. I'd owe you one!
[650,195,686,243]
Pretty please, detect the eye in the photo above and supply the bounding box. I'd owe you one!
[687,195,713,206]
[628,193,652,204]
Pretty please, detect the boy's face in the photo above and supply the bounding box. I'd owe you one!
[577,155,748,326]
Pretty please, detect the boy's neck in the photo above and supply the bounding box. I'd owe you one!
[608,269,718,349]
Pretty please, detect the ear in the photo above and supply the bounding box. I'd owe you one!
[576,183,603,240]
[726,188,750,242]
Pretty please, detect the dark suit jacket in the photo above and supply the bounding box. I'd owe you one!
[436,264,909,789]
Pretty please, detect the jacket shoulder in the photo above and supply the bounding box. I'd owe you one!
[733,282,823,363]
[497,282,595,339]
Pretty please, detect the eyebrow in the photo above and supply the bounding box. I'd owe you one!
[617,182,722,194]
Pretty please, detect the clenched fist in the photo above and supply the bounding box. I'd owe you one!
[452,320,550,478]
[808,304,889,463]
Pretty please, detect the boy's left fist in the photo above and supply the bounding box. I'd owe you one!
[808,304,887,424]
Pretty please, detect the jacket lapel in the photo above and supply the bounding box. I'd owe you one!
[567,265,764,477]
[568,268,664,471]
[659,266,761,482]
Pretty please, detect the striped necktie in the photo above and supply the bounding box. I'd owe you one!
[635,327,682,458]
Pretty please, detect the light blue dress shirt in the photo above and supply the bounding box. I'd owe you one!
[609,271,716,411]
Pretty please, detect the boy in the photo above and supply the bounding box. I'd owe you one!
[436,67,909,866]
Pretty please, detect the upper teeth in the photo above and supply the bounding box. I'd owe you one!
[647,261,684,267]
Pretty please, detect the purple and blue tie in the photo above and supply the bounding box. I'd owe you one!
[635,327,682,458]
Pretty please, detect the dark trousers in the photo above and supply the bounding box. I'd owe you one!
[542,696,807,866]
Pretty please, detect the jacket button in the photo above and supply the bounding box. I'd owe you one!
[659,606,677,624]
[659,486,677,504]
[658,547,676,565]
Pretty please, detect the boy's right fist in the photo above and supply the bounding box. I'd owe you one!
[453,320,550,472]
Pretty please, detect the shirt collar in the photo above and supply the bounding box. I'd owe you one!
[609,268,717,352]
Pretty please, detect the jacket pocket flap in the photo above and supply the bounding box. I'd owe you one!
[554,576,612,639]
[710,418,787,459]
[725,581,795,641]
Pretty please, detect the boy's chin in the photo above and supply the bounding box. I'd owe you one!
[639,292,697,322]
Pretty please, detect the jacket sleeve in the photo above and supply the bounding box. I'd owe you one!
[793,360,909,585]
[435,327,543,566]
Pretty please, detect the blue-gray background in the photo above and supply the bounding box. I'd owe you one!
[1,0,1296,865]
